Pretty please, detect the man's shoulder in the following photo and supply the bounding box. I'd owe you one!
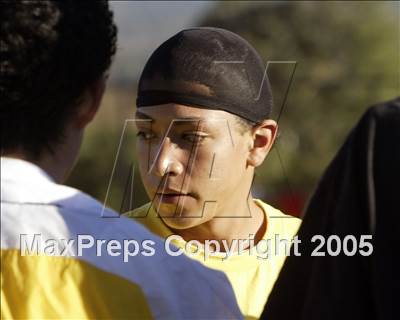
[0,159,115,219]
[2,197,243,319]
[124,203,172,238]
[255,199,300,219]
[255,199,302,237]
[1,164,160,252]
[124,202,153,219]
[124,203,154,229]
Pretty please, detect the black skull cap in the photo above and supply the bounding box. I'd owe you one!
[137,27,273,122]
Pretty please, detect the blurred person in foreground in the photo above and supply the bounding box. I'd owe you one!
[124,27,301,319]
[0,1,242,319]
[261,97,400,320]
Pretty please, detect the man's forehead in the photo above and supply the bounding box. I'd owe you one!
[135,104,234,124]
[135,111,206,127]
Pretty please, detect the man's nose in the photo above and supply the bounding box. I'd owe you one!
[153,137,184,177]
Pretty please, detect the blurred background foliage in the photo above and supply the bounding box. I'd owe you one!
[66,1,399,217]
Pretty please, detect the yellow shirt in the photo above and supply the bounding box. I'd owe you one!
[125,199,301,319]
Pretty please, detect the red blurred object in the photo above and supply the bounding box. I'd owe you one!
[276,192,306,218]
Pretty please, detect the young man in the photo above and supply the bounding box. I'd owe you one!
[125,27,302,319]
[0,3,241,319]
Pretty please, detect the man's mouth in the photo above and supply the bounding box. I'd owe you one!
[155,191,192,204]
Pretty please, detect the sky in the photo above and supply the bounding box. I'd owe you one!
[109,1,214,85]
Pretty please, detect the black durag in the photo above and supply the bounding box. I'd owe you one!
[261,97,400,320]
[136,27,273,122]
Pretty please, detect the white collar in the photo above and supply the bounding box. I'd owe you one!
[1,157,55,185]
[1,157,118,217]
[1,157,78,205]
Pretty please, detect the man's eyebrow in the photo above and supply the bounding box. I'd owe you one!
[135,111,153,120]
[134,111,207,126]
[172,117,206,125]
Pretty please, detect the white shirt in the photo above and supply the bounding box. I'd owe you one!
[1,157,242,319]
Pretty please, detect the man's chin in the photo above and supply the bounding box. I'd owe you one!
[152,205,204,229]
[161,216,204,230]
[152,197,195,216]
[153,204,193,218]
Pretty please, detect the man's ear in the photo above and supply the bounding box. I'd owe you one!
[75,76,107,129]
[247,119,278,167]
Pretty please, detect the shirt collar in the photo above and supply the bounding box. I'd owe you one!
[1,157,78,205]
[0,157,117,217]
[1,157,55,185]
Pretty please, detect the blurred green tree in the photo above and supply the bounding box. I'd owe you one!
[199,1,399,213]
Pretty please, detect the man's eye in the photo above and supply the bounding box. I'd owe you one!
[136,131,155,140]
[182,133,207,143]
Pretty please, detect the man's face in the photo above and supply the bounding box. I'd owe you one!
[135,103,254,229]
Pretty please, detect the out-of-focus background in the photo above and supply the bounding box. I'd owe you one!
[66,1,399,217]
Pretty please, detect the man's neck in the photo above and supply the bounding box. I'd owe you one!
[170,195,266,252]
[3,130,81,184]
[3,151,65,183]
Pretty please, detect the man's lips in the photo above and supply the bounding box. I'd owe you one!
[156,193,187,196]
[154,187,191,196]
[154,191,193,204]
